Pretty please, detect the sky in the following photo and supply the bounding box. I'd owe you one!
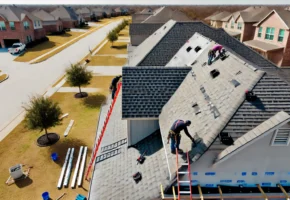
[0,0,289,5]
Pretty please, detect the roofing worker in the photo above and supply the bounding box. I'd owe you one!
[167,120,197,154]
[110,75,122,99]
[212,44,223,55]
[208,49,216,65]
[208,44,224,65]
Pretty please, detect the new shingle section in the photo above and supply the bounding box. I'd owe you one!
[137,21,290,83]
[129,23,164,35]
[122,67,191,118]
[216,111,290,163]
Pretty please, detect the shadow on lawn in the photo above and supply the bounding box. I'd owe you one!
[111,45,127,50]
[82,93,107,108]
[16,41,57,57]
[47,137,89,167]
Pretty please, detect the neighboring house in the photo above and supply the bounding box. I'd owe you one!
[75,7,92,22]
[50,6,79,29]
[221,6,270,42]
[204,11,231,28]
[129,6,192,49]
[244,10,290,67]
[91,7,105,19]
[89,19,290,199]
[114,7,122,16]
[0,5,46,48]
[132,7,159,23]
[32,9,63,33]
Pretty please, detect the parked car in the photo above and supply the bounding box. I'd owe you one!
[8,43,26,55]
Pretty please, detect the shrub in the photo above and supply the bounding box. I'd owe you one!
[107,30,118,47]
[26,37,49,48]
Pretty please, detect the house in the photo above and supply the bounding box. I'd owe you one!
[50,6,79,29]
[91,7,105,19]
[32,9,63,33]
[75,7,92,22]
[0,5,46,48]
[221,6,270,42]
[129,6,192,51]
[244,10,290,67]
[132,7,159,23]
[89,19,290,199]
[204,11,231,28]
[114,7,122,16]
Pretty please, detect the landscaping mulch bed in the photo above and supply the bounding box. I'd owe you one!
[74,92,88,98]
[37,133,60,147]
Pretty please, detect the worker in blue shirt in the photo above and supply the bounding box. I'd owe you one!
[167,120,197,154]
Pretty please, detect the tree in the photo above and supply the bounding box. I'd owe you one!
[24,96,62,145]
[65,64,93,98]
[107,30,118,47]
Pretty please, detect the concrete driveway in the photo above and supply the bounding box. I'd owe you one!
[0,20,123,140]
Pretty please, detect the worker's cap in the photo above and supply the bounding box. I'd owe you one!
[185,120,191,126]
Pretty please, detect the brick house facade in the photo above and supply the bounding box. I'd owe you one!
[0,6,46,48]
[32,9,63,33]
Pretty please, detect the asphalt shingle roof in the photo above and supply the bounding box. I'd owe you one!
[122,67,191,118]
[129,23,164,35]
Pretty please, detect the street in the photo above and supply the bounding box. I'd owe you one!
[0,20,122,140]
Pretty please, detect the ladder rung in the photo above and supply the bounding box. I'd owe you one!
[179,181,190,183]
[180,191,191,194]
[178,171,189,174]
[181,163,188,166]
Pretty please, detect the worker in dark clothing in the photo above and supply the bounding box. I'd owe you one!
[110,75,122,99]
[208,49,216,65]
[167,120,197,154]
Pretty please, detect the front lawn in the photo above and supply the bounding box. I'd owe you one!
[14,32,84,62]
[97,41,128,55]
[62,76,115,88]
[0,77,112,200]
[87,56,127,66]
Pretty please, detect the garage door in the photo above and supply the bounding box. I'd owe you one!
[4,39,20,48]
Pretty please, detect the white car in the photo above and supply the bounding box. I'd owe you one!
[8,43,26,55]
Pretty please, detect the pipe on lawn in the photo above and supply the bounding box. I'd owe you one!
[63,148,74,187]
[57,148,71,189]
[71,146,83,188]
[78,146,88,187]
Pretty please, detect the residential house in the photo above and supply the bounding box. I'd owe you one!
[75,7,92,22]
[0,5,46,48]
[132,7,159,23]
[205,11,231,28]
[89,19,290,199]
[129,6,192,52]
[91,7,105,19]
[114,7,122,16]
[32,9,63,33]
[244,10,290,67]
[50,6,79,29]
[221,6,270,42]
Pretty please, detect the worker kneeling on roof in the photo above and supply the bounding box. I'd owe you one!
[167,120,197,154]
[208,44,225,65]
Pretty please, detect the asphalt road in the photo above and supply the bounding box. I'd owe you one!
[0,20,122,139]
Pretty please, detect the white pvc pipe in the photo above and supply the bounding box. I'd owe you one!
[63,148,74,187]
[57,148,71,189]
[77,146,87,187]
[71,146,83,188]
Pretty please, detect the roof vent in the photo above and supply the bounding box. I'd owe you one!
[186,46,192,52]
[192,103,201,115]
[245,90,257,102]
[210,69,220,79]
[194,46,201,53]
[219,132,234,146]
[230,79,240,87]
[163,26,166,29]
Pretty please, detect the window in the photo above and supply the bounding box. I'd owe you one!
[258,27,263,38]
[38,21,40,26]
[271,129,290,146]
[231,20,234,29]
[265,27,275,40]
[278,29,285,42]
[29,35,32,42]
[225,23,228,28]
[23,21,29,30]
[26,36,30,43]
[0,21,6,31]
[237,22,242,30]
[9,22,15,30]
[34,21,37,27]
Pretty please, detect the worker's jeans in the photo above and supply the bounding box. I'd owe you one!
[171,135,181,152]
[208,54,215,65]
[111,89,116,99]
